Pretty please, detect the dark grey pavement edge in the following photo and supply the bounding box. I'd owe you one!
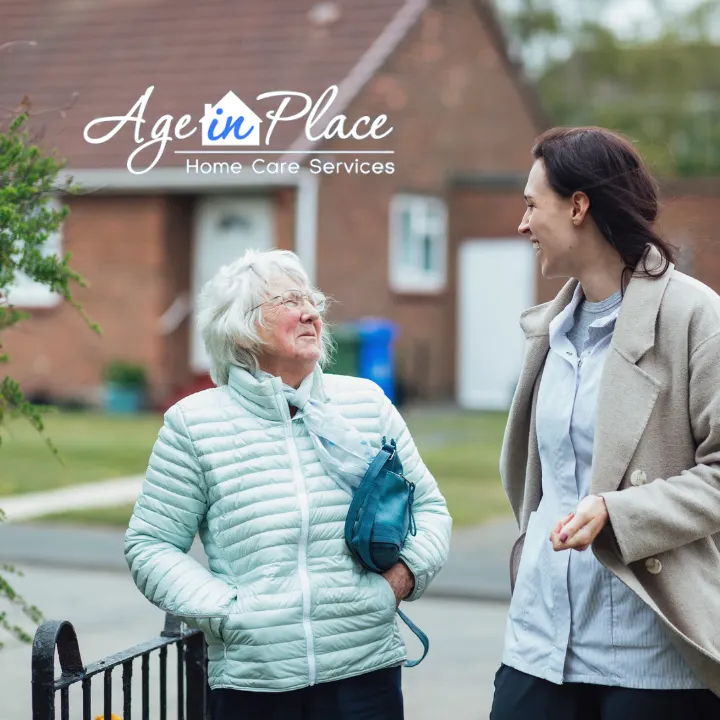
[0,518,517,601]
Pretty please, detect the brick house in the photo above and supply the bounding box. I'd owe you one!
[0,0,549,407]
[4,0,715,410]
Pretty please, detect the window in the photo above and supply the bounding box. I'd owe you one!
[4,198,64,308]
[389,194,447,293]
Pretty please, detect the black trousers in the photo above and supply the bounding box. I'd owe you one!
[210,666,403,720]
[490,664,720,720]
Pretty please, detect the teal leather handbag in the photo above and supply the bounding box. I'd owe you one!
[344,437,429,667]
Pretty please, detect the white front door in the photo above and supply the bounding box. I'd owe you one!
[191,195,274,372]
[457,238,536,410]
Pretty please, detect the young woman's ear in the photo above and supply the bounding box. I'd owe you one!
[571,191,590,226]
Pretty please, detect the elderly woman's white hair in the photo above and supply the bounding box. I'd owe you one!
[196,248,333,385]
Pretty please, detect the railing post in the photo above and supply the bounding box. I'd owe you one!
[32,620,84,720]
[161,613,182,638]
[185,632,209,720]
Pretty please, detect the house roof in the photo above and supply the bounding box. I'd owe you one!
[0,0,426,169]
[471,0,548,133]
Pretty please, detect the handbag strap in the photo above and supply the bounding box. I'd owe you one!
[397,609,429,667]
[344,444,394,572]
[342,441,429,666]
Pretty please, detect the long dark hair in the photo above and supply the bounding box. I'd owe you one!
[532,126,676,287]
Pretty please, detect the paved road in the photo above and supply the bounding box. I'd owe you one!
[0,518,518,601]
[1,565,508,720]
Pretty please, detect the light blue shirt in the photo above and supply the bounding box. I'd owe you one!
[502,284,703,689]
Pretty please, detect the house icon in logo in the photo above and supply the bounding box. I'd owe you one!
[201,91,262,146]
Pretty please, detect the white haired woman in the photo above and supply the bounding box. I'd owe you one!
[125,249,452,720]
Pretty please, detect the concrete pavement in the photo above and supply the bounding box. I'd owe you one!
[0,475,144,522]
[2,565,508,720]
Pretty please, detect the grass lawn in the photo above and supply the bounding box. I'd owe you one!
[10,407,511,528]
[405,408,511,526]
[0,411,163,496]
[38,503,137,528]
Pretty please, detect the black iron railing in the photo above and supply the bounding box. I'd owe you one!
[31,613,209,720]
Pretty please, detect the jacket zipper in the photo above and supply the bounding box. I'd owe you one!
[284,417,317,686]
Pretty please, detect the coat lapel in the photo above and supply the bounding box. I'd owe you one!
[501,281,577,524]
[589,351,661,494]
[590,247,673,494]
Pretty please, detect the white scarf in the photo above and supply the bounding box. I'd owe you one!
[255,370,374,495]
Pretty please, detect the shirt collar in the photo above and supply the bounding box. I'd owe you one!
[548,283,584,346]
[548,284,622,348]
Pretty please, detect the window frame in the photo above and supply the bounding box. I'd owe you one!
[388,194,448,294]
[4,197,64,309]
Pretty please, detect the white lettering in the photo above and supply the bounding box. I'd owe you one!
[305,86,340,141]
[175,114,196,140]
[186,160,243,174]
[252,159,300,174]
[126,138,169,175]
[307,158,394,175]
[84,85,393,175]
[84,85,154,144]
[256,91,313,145]
[369,115,393,140]
[256,85,393,145]
[84,86,201,175]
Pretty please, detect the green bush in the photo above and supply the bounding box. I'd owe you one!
[103,361,146,389]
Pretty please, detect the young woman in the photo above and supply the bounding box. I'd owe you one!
[491,127,720,719]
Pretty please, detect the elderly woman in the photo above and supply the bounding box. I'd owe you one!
[125,249,451,720]
[491,127,720,719]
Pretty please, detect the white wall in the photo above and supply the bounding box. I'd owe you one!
[457,239,537,410]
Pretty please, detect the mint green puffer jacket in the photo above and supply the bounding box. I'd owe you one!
[125,366,452,692]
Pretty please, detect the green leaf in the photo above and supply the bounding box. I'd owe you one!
[0,108,100,649]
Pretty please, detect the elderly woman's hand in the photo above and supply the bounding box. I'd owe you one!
[381,560,415,606]
[549,495,609,552]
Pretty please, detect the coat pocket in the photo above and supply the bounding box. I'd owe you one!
[375,573,398,612]
[184,615,226,644]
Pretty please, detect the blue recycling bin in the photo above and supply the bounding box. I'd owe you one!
[355,318,398,402]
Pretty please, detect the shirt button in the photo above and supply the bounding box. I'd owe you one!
[645,558,662,574]
[630,469,647,486]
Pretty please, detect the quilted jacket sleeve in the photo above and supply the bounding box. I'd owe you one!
[125,404,236,619]
[381,395,453,600]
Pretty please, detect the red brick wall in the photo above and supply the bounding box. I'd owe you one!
[274,188,297,253]
[315,0,541,399]
[657,192,720,293]
[3,196,168,404]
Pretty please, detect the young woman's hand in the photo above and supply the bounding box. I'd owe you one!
[549,495,609,551]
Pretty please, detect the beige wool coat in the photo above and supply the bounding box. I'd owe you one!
[500,246,720,696]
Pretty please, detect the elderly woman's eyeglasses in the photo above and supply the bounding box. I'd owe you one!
[249,289,327,314]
